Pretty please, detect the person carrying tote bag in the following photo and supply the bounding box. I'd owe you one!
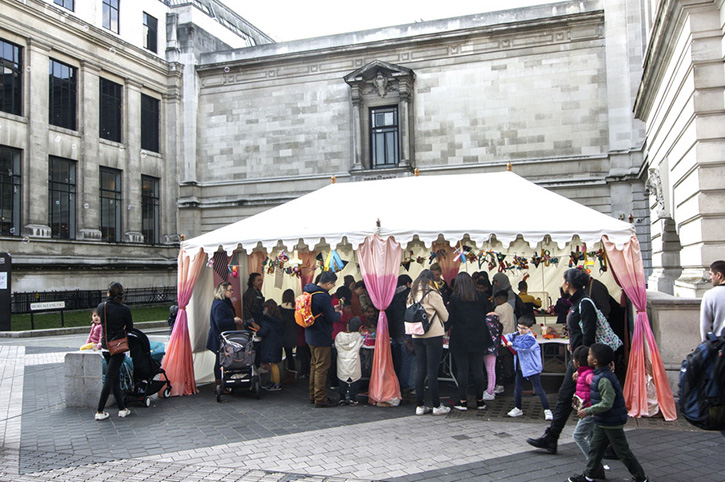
[95,281,134,421]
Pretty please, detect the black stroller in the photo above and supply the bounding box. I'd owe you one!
[216,330,261,402]
[126,328,172,407]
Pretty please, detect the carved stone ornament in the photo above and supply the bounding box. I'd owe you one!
[373,71,389,97]
[646,167,667,219]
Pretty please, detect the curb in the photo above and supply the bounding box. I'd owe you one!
[0,321,169,338]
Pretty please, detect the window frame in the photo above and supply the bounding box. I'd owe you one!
[0,145,21,237]
[99,167,122,243]
[102,0,120,34]
[140,93,160,153]
[369,105,400,168]
[99,77,122,142]
[143,12,158,53]
[48,58,77,130]
[141,175,159,244]
[53,0,74,11]
[0,38,23,116]
[48,156,76,240]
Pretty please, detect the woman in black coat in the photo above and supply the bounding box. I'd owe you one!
[447,272,493,411]
[206,282,242,390]
[249,299,284,390]
[95,281,133,420]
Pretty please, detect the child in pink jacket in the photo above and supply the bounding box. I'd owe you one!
[572,345,594,457]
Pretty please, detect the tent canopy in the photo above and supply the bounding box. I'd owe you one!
[182,171,635,254]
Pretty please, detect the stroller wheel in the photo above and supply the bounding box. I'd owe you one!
[216,384,223,403]
[253,378,261,400]
[144,397,151,408]
[163,387,172,398]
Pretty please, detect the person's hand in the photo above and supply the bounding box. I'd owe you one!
[572,372,579,382]
[506,341,513,347]
[577,408,587,418]
[334,304,342,313]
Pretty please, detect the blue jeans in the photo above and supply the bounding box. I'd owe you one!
[513,368,550,410]
[414,336,444,407]
[573,414,595,457]
[391,336,414,390]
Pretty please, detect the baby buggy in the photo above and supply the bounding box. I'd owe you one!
[216,330,261,402]
[125,328,172,406]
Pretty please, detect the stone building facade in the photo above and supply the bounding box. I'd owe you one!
[179,0,652,273]
[635,0,725,297]
[0,0,271,292]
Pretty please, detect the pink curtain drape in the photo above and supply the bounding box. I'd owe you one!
[248,251,266,279]
[162,249,206,396]
[602,235,676,421]
[358,235,402,405]
[431,241,461,285]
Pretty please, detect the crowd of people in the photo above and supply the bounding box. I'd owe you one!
[89,258,725,481]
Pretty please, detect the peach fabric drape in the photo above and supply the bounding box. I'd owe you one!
[298,250,318,288]
[602,235,676,420]
[163,249,206,396]
[247,251,266,279]
[358,235,402,405]
[431,241,461,286]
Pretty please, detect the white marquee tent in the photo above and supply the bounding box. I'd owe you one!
[165,171,676,420]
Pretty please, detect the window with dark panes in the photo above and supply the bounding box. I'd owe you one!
[99,78,122,142]
[99,167,122,243]
[141,93,160,153]
[143,13,158,53]
[141,175,159,244]
[53,0,74,11]
[103,0,120,33]
[0,146,21,237]
[48,156,76,239]
[370,106,399,168]
[48,59,77,130]
[0,39,22,116]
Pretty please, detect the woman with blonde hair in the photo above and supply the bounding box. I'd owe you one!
[206,282,243,391]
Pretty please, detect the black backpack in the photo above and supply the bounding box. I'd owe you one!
[678,333,725,430]
[404,290,438,335]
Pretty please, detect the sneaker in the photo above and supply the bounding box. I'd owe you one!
[94,411,109,421]
[476,399,487,410]
[117,408,131,418]
[415,406,432,415]
[568,475,592,482]
[349,400,359,406]
[453,401,468,411]
[507,407,523,417]
[494,385,505,394]
[269,383,282,391]
[544,409,553,421]
[432,405,451,416]
[482,391,495,401]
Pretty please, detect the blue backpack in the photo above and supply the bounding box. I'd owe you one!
[678,333,725,430]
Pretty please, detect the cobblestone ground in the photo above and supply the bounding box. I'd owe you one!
[1,341,723,482]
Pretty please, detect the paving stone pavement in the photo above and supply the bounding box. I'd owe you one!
[0,340,723,482]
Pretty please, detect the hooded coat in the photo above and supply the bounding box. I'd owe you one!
[335,331,363,382]
[303,283,341,347]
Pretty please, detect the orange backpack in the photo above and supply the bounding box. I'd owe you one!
[295,291,323,328]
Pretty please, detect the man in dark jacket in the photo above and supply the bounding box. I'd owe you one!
[304,271,342,407]
[386,274,413,393]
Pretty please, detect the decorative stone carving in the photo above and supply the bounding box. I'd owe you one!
[645,168,667,219]
[23,224,51,238]
[373,71,389,97]
[123,232,144,243]
[78,229,102,240]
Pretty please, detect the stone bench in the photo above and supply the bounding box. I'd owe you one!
[64,351,117,408]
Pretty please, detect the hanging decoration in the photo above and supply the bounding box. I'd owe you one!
[323,250,347,272]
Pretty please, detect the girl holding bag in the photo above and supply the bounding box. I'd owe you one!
[95,281,133,421]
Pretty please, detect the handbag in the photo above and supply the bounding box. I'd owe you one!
[104,302,129,356]
[578,298,623,351]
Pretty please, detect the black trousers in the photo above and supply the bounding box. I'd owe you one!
[98,352,126,412]
[548,360,576,439]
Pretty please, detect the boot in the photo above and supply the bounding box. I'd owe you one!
[590,464,606,480]
[526,428,558,454]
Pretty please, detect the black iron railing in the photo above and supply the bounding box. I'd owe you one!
[12,287,177,314]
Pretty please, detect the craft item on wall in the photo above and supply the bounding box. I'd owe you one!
[512,254,529,270]
[531,251,542,268]
[569,244,586,267]
[274,266,284,289]
[595,248,608,272]
[415,256,425,265]
[228,251,241,267]
[401,250,414,271]
[323,250,347,272]
[477,251,488,269]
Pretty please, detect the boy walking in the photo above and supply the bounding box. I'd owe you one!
[568,343,648,482]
